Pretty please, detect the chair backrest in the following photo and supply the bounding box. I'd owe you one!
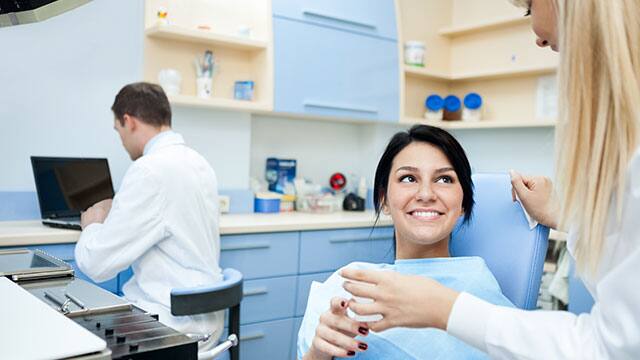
[171,268,243,316]
[450,173,549,309]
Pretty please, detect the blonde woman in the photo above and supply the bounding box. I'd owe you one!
[341,0,640,358]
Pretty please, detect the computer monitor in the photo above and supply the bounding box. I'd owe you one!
[30,156,115,219]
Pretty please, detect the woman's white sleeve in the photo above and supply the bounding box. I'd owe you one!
[447,245,640,359]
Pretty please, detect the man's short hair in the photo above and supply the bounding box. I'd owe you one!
[111,82,172,127]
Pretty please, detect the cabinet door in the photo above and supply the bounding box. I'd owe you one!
[291,317,304,360]
[220,232,299,280]
[238,275,297,324]
[273,0,398,40]
[295,272,333,316]
[220,318,295,360]
[299,227,395,273]
[273,18,399,122]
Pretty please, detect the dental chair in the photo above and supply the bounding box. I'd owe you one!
[171,268,243,360]
[450,173,550,309]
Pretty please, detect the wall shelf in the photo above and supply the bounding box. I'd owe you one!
[169,95,271,112]
[452,64,556,82]
[404,65,450,81]
[401,117,556,129]
[145,25,269,51]
[404,64,556,82]
[439,15,530,38]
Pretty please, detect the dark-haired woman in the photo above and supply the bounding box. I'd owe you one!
[297,125,513,359]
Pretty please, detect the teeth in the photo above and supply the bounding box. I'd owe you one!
[413,211,440,218]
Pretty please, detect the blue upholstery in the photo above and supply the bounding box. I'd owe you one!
[450,173,549,310]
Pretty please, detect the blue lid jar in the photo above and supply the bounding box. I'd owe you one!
[425,94,444,111]
[444,95,461,112]
[464,93,483,110]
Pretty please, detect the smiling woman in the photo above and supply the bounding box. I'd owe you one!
[296,125,512,360]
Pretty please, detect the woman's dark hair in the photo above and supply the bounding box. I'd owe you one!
[373,124,474,223]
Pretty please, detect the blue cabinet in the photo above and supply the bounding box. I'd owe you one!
[221,318,295,360]
[220,232,298,280]
[240,275,297,324]
[299,227,395,273]
[273,17,399,122]
[295,271,333,316]
[273,0,398,40]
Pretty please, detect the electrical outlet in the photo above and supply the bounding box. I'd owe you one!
[219,195,231,214]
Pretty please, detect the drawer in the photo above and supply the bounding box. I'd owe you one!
[273,0,398,40]
[220,318,295,360]
[292,317,303,360]
[273,17,399,122]
[238,275,297,324]
[295,272,333,316]
[299,227,395,273]
[220,232,299,280]
[68,260,119,294]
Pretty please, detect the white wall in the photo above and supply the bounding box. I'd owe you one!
[0,0,554,197]
[250,119,555,189]
[0,0,253,192]
[0,0,144,191]
[173,108,251,189]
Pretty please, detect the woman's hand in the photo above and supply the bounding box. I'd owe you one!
[340,269,459,333]
[509,170,559,229]
[304,297,370,360]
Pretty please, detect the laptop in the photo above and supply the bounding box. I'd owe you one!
[31,157,115,230]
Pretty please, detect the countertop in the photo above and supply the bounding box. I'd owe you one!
[0,211,565,247]
[0,211,392,247]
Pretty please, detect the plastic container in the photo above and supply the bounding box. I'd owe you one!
[254,192,281,213]
[443,95,462,121]
[463,92,483,121]
[404,41,425,67]
[424,94,444,121]
[234,81,254,101]
[157,69,182,96]
[280,194,296,212]
[196,77,212,98]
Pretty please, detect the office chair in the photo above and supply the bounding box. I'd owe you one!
[171,268,243,360]
[450,173,550,310]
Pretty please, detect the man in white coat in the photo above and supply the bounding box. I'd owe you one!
[75,82,223,350]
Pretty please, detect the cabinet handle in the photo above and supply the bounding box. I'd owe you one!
[330,235,391,243]
[303,100,378,114]
[243,287,268,297]
[221,242,271,251]
[240,331,265,341]
[302,9,377,30]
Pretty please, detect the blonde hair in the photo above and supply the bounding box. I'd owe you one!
[555,0,640,274]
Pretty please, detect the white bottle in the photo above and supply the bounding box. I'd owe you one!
[357,177,367,199]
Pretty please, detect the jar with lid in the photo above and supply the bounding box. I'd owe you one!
[424,94,444,121]
[443,95,462,121]
[404,41,425,67]
[463,93,483,121]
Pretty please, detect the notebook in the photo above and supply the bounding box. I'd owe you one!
[31,156,115,230]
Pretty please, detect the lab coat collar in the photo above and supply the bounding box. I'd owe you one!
[143,130,184,156]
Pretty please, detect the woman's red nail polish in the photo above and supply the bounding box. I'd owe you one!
[358,327,368,335]
[347,351,356,356]
[359,343,368,350]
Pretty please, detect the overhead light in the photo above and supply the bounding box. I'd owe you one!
[0,0,91,27]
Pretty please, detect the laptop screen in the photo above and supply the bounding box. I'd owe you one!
[30,157,115,219]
